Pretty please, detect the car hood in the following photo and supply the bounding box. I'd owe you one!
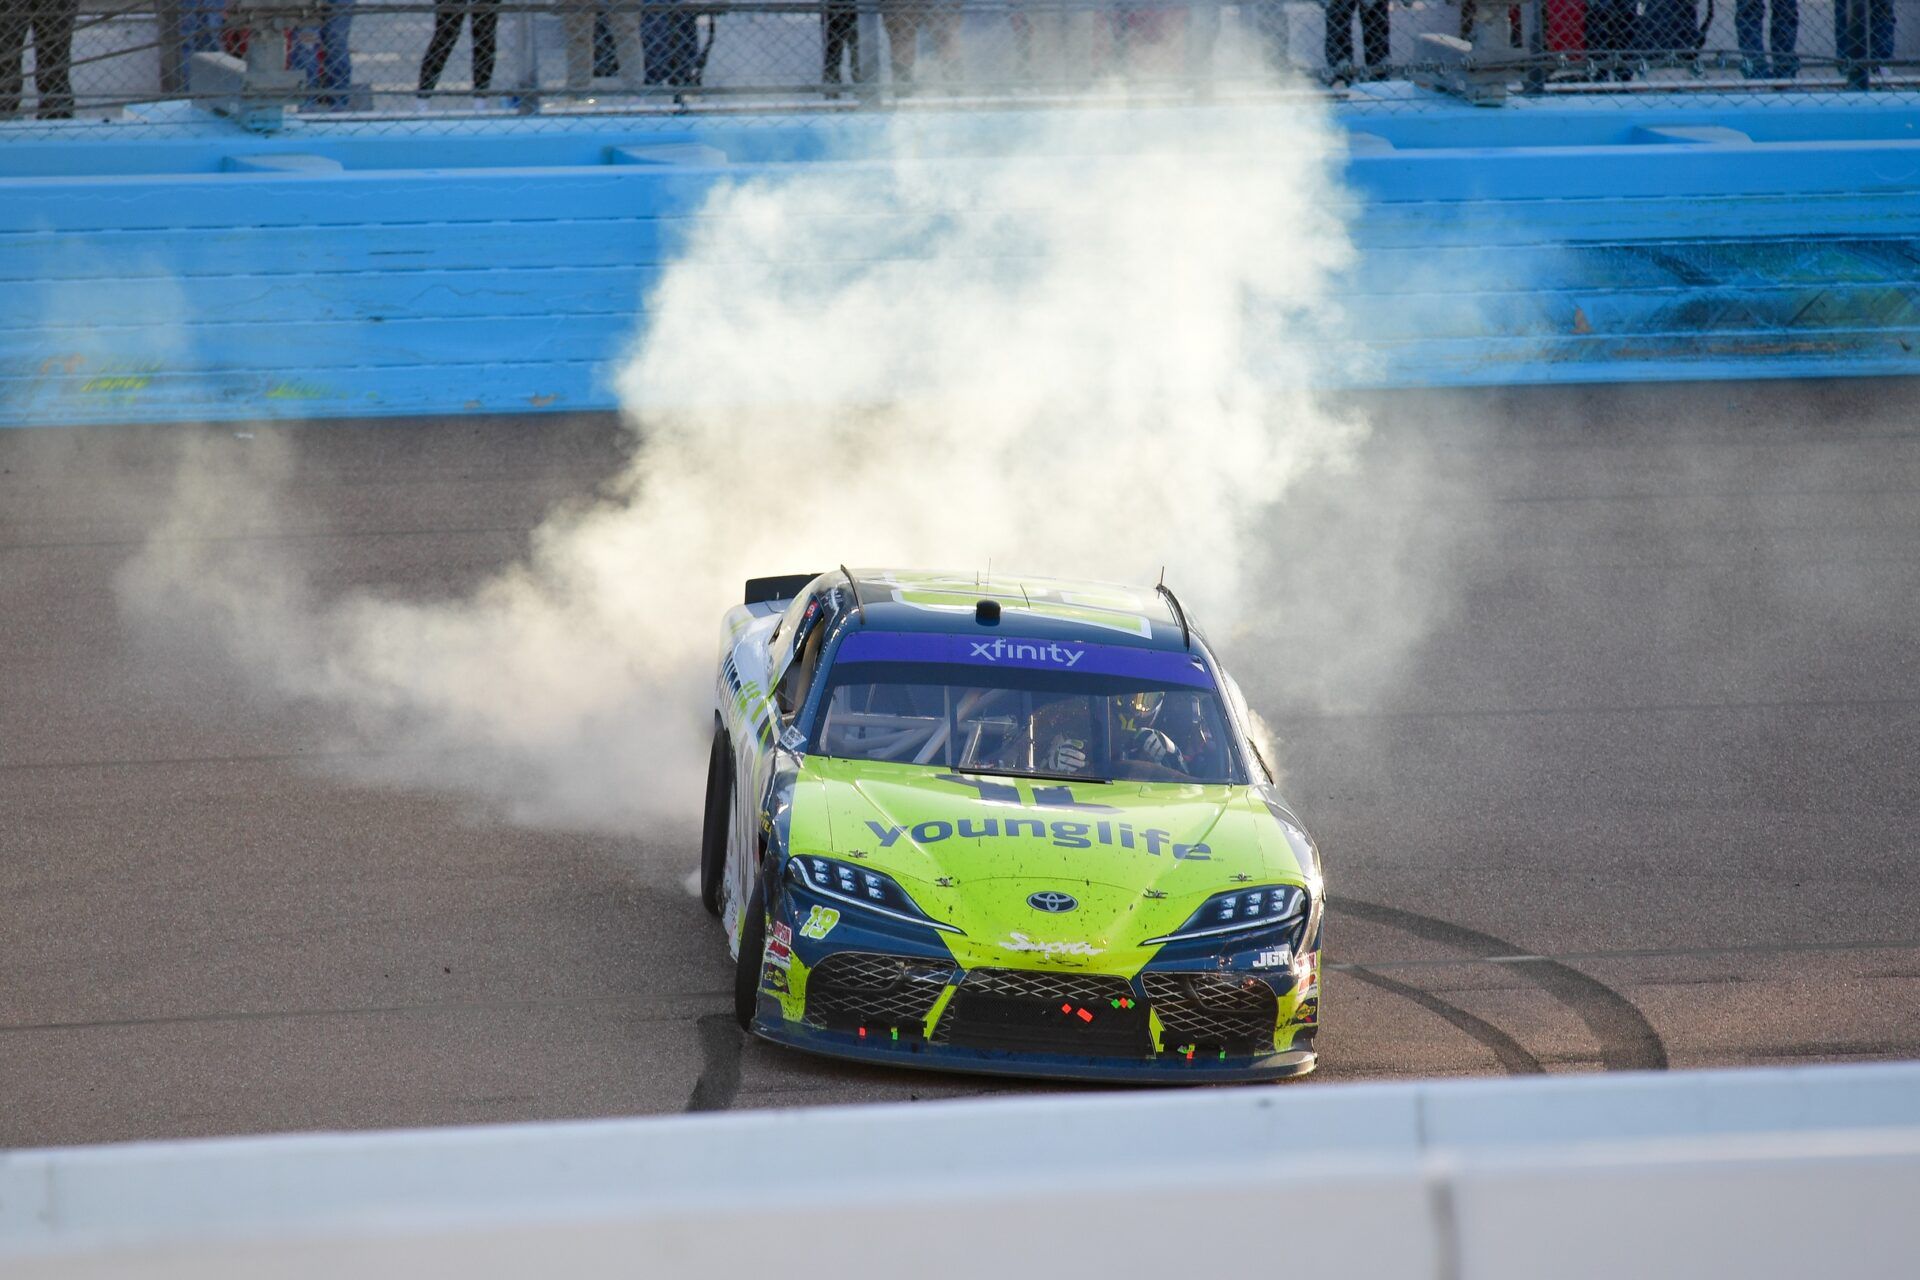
[789,756,1311,976]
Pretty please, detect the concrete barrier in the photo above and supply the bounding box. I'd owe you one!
[2,97,1919,427]
[5,1061,1920,1277]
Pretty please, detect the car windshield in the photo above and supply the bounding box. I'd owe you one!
[808,635,1244,785]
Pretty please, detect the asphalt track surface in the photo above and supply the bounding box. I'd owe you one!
[5,380,1920,1147]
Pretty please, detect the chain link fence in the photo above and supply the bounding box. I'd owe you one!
[2,0,1917,130]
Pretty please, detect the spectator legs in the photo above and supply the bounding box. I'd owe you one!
[417,0,495,96]
[881,4,919,82]
[1833,0,1887,86]
[564,2,645,92]
[823,2,859,84]
[180,0,223,54]
[1323,0,1387,79]
[1768,0,1798,77]
[419,1,466,90]
[923,0,961,79]
[0,7,27,116]
[1735,0,1789,77]
[1585,0,1634,78]
[319,0,355,106]
[1869,0,1894,60]
[563,3,593,89]
[1,0,75,118]
[602,7,645,88]
[471,0,498,90]
[1735,0,1765,74]
[1359,0,1387,68]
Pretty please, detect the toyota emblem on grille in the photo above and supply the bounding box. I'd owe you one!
[1028,891,1078,913]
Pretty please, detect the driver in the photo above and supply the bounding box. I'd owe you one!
[1111,690,1189,774]
[955,688,1098,775]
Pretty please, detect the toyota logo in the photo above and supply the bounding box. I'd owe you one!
[1028,891,1078,913]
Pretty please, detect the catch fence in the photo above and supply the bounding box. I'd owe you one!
[1,0,1917,132]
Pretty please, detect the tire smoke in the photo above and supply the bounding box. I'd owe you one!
[120,100,1425,835]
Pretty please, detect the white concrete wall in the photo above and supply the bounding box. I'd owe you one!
[5,1061,1920,1278]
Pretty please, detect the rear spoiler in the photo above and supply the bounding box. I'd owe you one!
[744,573,820,606]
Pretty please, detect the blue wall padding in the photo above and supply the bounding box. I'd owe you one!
[3,95,1919,426]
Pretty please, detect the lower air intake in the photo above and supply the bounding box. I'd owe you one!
[805,952,954,1033]
[1142,972,1279,1053]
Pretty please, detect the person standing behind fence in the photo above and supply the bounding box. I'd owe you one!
[823,0,858,89]
[881,0,960,86]
[1583,0,1634,78]
[563,0,645,92]
[419,0,500,104]
[1735,0,1796,77]
[1322,0,1387,81]
[1833,0,1892,86]
[180,0,224,55]
[289,0,356,108]
[0,0,76,117]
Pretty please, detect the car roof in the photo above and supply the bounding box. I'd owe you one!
[838,569,1192,652]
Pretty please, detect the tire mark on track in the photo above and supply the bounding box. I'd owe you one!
[684,1012,744,1113]
[0,990,730,1035]
[1323,934,1920,972]
[1344,965,1545,1075]
[1333,898,1668,1072]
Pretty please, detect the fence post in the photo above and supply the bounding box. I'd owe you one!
[157,0,188,93]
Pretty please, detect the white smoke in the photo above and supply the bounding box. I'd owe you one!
[120,96,1403,835]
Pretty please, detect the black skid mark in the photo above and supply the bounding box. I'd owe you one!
[684,1011,745,1112]
[1334,898,1668,1072]
[1344,965,1546,1076]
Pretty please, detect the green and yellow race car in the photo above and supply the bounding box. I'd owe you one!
[701,569,1324,1081]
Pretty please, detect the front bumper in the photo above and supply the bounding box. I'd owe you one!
[754,1017,1317,1083]
[751,941,1321,1084]
[755,862,1322,1083]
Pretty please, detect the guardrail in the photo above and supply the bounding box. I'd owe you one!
[4,1061,1920,1277]
[4,99,1918,426]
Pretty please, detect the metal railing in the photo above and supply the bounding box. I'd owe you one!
[2,0,1917,131]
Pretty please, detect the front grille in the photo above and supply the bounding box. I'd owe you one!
[962,968,1136,1005]
[1143,972,1280,1053]
[805,951,954,1033]
[942,968,1152,1057]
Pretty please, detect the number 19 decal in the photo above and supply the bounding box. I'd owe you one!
[799,905,841,940]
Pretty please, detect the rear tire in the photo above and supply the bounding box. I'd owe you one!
[733,874,767,1031]
[698,723,732,918]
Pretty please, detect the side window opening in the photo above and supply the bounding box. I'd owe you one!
[768,581,825,672]
[776,611,831,720]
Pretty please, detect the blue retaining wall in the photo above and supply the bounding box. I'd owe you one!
[3,95,1919,426]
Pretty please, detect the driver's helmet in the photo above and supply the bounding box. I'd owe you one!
[1112,690,1164,735]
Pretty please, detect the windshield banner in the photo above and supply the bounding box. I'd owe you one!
[833,631,1213,688]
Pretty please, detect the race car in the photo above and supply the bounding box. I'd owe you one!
[701,568,1325,1082]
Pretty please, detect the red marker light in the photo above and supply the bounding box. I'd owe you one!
[1061,1004,1073,1015]
[1077,1008,1094,1023]
[858,1027,867,1038]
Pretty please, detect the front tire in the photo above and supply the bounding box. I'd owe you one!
[733,874,767,1031]
[699,723,732,918]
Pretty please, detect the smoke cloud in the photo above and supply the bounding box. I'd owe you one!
[120,96,1440,836]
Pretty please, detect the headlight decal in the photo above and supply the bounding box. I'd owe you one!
[1142,884,1307,946]
[786,855,963,935]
